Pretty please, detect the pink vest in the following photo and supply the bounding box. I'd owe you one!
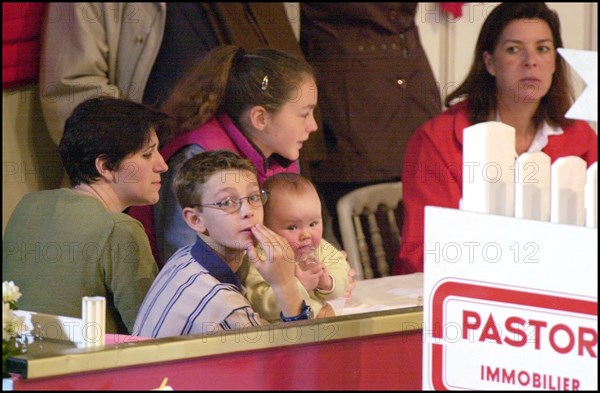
[128,114,299,267]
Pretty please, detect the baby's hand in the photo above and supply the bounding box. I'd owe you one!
[294,262,322,291]
[316,266,333,291]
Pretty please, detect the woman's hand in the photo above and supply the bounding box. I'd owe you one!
[344,267,357,299]
[338,250,357,299]
[316,302,335,318]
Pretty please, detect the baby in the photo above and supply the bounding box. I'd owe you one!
[242,173,350,321]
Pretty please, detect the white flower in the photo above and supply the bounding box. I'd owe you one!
[2,281,22,305]
[3,302,25,342]
[3,281,25,343]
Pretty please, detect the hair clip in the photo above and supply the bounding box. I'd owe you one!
[261,75,269,91]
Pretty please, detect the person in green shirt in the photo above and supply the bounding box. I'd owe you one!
[2,97,171,334]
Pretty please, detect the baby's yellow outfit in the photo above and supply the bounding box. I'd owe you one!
[241,239,350,322]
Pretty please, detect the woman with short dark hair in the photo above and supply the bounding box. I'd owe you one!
[2,97,171,334]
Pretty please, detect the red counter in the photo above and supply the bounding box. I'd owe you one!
[8,309,424,390]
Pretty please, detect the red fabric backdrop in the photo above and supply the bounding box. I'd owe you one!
[2,3,47,89]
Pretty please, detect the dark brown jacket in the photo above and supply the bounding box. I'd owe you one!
[301,3,441,182]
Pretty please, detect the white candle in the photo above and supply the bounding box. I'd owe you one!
[515,152,551,221]
[585,162,597,228]
[462,121,516,216]
[81,296,106,347]
[551,157,586,226]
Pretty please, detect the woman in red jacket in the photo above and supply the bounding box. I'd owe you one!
[393,3,598,275]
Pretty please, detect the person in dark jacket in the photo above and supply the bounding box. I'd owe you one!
[300,3,442,258]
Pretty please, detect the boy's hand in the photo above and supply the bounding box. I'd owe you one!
[247,224,295,287]
[248,224,304,318]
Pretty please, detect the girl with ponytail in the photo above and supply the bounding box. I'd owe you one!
[129,45,319,266]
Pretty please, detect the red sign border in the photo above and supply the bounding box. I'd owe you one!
[428,280,598,390]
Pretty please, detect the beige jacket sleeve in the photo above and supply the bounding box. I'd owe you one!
[39,3,165,144]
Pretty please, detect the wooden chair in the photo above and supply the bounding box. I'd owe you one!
[336,182,403,280]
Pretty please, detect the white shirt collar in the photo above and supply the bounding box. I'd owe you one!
[527,121,564,153]
[495,111,564,156]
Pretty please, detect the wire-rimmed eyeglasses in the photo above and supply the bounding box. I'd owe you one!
[191,189,269,214]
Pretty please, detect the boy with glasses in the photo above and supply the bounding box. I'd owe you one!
[133,150,312,338]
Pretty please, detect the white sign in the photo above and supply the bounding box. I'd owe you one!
[557,48,598,122]
[422,207,598,390]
